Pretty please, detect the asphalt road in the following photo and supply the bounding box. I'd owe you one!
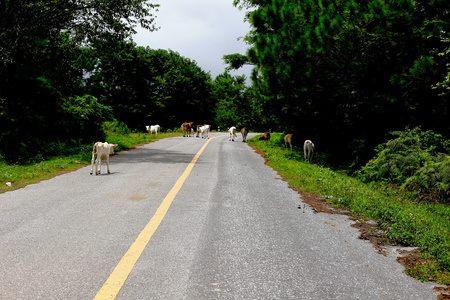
[0,132,439,299]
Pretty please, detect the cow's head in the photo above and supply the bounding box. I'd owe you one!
[109,144,118,154]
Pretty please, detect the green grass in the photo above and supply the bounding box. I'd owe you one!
[249,133,450,284]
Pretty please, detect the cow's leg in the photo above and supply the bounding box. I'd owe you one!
[106,156,111,174]
[90,154,96,175]
[97,157,102,175]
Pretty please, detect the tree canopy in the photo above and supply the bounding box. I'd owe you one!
[232,0,450,167]
[0,0,255,161]
[84,45,214,130]
[0,0,160,161]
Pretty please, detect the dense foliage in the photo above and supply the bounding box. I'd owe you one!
[0,0,252,162]
[84,45,215,130]
[360,127,450,203]
[0,0,158,161]
[232,0,450,167]
[212,72,260,129]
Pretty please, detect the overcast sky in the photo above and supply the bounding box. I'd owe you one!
[132,0,253,83]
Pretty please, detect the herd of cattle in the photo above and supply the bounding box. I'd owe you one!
[89,123,314,175]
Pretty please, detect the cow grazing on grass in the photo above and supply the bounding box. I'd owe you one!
[146,125,160,135]
[229,126,237,141]
[182,122,194,137]
[304,140,315,163]
[259,132,271,141]
[90,142,118,175]
[241,127,248,142]
[284,134,294,150]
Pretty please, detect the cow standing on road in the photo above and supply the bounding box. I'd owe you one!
[90,142,118,175]
[182,122,194,137]
[241,127,248,142]
[229,126,237,141]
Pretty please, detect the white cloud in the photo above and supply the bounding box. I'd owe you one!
[133,0,253,82]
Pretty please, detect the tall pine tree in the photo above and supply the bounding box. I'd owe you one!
[234,0,449,167]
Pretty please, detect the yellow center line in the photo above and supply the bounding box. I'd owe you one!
[94,136,220,300]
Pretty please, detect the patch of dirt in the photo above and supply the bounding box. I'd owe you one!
[296,190,390,255]
[435,286,450,299]
[397,248,425,270]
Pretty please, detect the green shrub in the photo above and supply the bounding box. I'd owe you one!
[102,120,131,135]
[60,95,112,142]
[359,127,450,203]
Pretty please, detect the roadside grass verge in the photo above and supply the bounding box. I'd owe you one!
[0,131,180,193]
[249,133,450,285]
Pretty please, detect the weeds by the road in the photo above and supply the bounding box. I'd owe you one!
[249,133,450,285]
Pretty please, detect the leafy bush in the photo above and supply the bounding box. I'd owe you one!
[359,127,450,202]
[60,95,113,142]
[102,119,131,135]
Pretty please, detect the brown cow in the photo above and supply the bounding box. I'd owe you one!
[182,122,194,137]
[259,132,271,141]
[284,134,294,150]
[241,127,248,142]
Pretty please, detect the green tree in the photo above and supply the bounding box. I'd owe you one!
[0,0,158,160]
[148,49,214,129]
[212,72,260,130]
[85,46,213,131]
[433,32,450,97]
[223,53,251,71]
[234,0,449,167]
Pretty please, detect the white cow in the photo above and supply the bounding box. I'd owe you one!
[303,140,315,163]
[229,126,237,141]
[196,124,203,137]
[90,142,118,175]
[200,124,210,139]
[146,125,160,135]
